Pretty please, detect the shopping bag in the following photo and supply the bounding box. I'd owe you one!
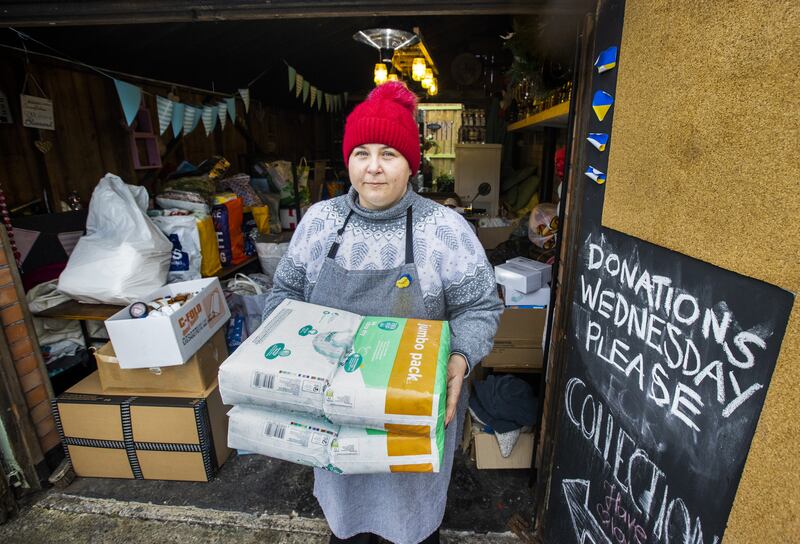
[212,198,246,266]
[151,215,202,283]
[197,216,222,277]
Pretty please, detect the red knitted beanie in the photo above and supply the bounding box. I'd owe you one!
[342,82,421,174]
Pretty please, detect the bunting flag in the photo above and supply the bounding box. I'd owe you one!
[238,88,250,113]
[295,74,304,98]
[217,101,228,130]
[202,105,218,136]
[316,89,323,110]
[113,79,142,126]
[156,95,174,135]
[310,86,317,106]
[288,65,297,91]
[584,166,606,184]
[587,133,609,152]
[592,90,614,121]
[171,102,185,137]
[183,105,201,135]
[344,92,349,108]
[302,81,310,103]
[595,46,619,74]
[225,97,236,123]
[325,93,331,112]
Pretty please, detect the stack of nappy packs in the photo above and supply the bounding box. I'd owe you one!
[219,299,450,474]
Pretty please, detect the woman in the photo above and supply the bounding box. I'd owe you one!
[262,81,502,544]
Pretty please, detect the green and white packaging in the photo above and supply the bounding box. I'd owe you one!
[226,405,338,468]
[323,317,450,441]
[329,426,443,474]
[219,299,362,416]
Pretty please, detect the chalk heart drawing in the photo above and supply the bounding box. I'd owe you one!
[34,140,52,154]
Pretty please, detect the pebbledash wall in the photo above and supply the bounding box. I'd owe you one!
[603,0,799,540]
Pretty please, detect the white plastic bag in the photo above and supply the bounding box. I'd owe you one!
[57,173,172,304]
[256,242,289,278]
[227,405,338,468]
[151,215,202,283]
[218,299,361,415]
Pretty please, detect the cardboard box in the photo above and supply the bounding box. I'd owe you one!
[473,430,534,469]
[95,328,228,394]
[105,278,230,369]
[505,257,552,285]
[483,308,547,370]
[503,286,550,308]
[477,225,515,250]
[495,262,544,294]
[51,372,231,481]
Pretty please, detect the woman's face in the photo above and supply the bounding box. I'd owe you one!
[349,144,411,210]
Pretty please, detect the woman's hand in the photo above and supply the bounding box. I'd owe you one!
[445,354,468,427]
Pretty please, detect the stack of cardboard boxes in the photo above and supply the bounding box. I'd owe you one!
[51,278,233,482]
[466,257,552,469]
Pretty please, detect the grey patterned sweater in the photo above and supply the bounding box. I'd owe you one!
[261,185,502,372]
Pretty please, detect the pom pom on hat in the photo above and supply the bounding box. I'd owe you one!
[342,81,421,174]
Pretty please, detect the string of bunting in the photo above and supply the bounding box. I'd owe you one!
[286,62,348,113]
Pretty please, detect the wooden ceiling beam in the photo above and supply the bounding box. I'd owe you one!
[1,1,592,27]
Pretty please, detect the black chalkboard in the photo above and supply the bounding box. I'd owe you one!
[545,227,794,543]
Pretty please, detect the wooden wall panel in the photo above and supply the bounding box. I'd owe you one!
[0,49,331,210]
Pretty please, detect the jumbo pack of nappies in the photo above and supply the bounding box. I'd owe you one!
[227,405,338,469]
[323,317,450,437]
[219,299,362,415]
[329,426,443,474]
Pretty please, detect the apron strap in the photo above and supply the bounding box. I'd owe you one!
[405,207,414,265]
[327,210,354,259]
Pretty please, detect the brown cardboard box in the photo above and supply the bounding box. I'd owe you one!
[473,431,534,469]
[95,328,228,394]
[51,372,231,481]
[483,308,547,370]
[477,225,515,250]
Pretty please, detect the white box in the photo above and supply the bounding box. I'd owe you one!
[503,286,550,308]
[505,257,552,285]
[105,278,230,369]
[495,262,544,294]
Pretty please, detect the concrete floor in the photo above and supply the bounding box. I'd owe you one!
[0,450,535,543]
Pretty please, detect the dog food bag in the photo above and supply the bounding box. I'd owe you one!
[323,317,450,437]
[218,299,362,415]
[329,426,443,474]
[227,405,338,468]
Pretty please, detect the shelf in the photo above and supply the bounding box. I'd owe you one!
[214,255,259,279]
[428,153,455,159]
[507,101,570,132]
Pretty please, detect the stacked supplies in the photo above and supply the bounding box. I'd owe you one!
[219,299,450,474]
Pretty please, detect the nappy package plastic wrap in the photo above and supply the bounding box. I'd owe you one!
[227,405,338,468]
[220,300,450,474]
[218,299,362,415]
[323,316,449,437]
[227,405,443,473]
[329,426,442,474]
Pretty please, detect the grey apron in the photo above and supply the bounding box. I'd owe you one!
[309,207,468,544]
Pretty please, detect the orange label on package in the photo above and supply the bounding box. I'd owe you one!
[390,463,434,473]
[385,319,442,417]
[386,424,433,456]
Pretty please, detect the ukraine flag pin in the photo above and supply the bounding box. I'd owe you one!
[595,46,618,74]
[587,133,609,152]
[592,91,614,122]
[585,166,606,185]
[396,273,412,289]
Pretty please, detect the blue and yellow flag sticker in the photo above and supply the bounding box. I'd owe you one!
[585,166,606,185]
[395,273,412,289]
[595,46,618,74]
[592,91,614,121]
[587,133,609,152]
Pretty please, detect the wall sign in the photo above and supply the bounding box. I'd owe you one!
[20,94,54,130]
[546,229,793,544]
